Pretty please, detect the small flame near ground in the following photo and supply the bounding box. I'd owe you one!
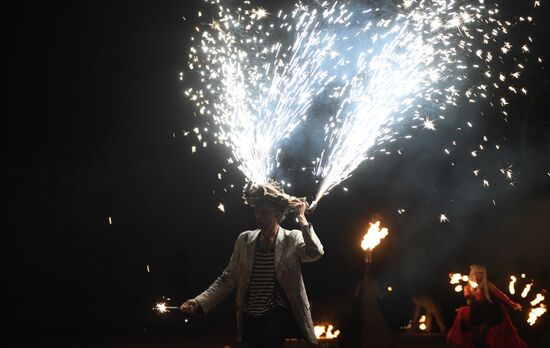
[314,323,341,339]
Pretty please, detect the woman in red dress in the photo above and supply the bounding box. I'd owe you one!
[447,265,527,348]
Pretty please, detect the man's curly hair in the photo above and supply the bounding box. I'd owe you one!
[243,180,306,222]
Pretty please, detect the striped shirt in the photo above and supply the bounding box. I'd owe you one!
[243,243,288,316]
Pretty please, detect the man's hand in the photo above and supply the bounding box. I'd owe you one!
[512,302,522,311]
[180,299,201,314]
[290,198,308,227]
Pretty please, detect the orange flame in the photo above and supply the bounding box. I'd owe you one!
[314,323,341,339]
[521,282,533,298]
[419,315,427,331]
[527,304,547,326]
[449,273,468,285]
[530,293,545,307]
[360,221,389,251]
[509,275,517,295]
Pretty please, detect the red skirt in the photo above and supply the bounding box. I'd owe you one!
[446,305,527,348]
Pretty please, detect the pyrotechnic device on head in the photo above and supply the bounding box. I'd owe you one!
[242,180,309,214]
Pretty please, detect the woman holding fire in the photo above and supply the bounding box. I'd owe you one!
[447,264,527,348]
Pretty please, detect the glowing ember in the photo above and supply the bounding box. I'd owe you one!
[509,275,517,295]
[361,221,389,251]
[419,315,427,331]
[454,284,463,292]
[217,203,225,213]
[469,280,479,289]
[521,282,533,298]
[527,305,547,326]
[440,214,450,223]
[314,323,341,339]
[530,293,545,307]
[449,273,468,284]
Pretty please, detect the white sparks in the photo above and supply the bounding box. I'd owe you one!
[440,214,449,223]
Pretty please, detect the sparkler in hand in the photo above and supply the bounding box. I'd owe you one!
[154,302,179,314]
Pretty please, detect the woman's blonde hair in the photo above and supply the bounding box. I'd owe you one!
[469,264,492,302]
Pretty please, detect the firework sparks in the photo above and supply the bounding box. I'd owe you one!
[310,0,536,205]
[440,214,449,223]
[154,302,179,314]
[184,0,538,206]
[186,1,339,184]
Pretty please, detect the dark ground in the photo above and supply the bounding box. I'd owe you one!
[8,333,548,348]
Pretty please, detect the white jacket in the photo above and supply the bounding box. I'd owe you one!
[195,224,324,344]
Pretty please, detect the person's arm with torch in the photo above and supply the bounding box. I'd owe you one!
[489,282,523,311]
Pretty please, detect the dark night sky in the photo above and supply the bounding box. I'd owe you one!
[4,0,550,344]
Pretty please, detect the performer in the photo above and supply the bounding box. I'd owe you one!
[447,264,527,348]
[180,181,324,347]
[409,295,447,333]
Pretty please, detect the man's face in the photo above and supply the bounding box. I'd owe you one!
[254,203,281,229]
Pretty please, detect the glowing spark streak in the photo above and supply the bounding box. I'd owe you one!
[440,214,449,223]
[314,20,434,203]
[509,275,517,295]
[530,294,545,307]
[189,3,338,184]
[521,283,533,298]
[154,303,179,314]
[527,305,547,325]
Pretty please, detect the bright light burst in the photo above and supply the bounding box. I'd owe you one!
[185,0,537,204]
[186,0,338,184]
[154,302,179,314]
[311,0,536,205]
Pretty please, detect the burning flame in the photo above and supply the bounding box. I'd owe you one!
[509,275,517,295]
[530,293,545,307]
[450,273,469,292]
[527,304,547,326]
[469,280,479,289]
[419,315,427,331]
[361,221,389,251]
[521,282,533,298]
[314,323,341,339]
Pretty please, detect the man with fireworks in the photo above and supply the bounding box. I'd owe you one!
[180,181,324,347]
